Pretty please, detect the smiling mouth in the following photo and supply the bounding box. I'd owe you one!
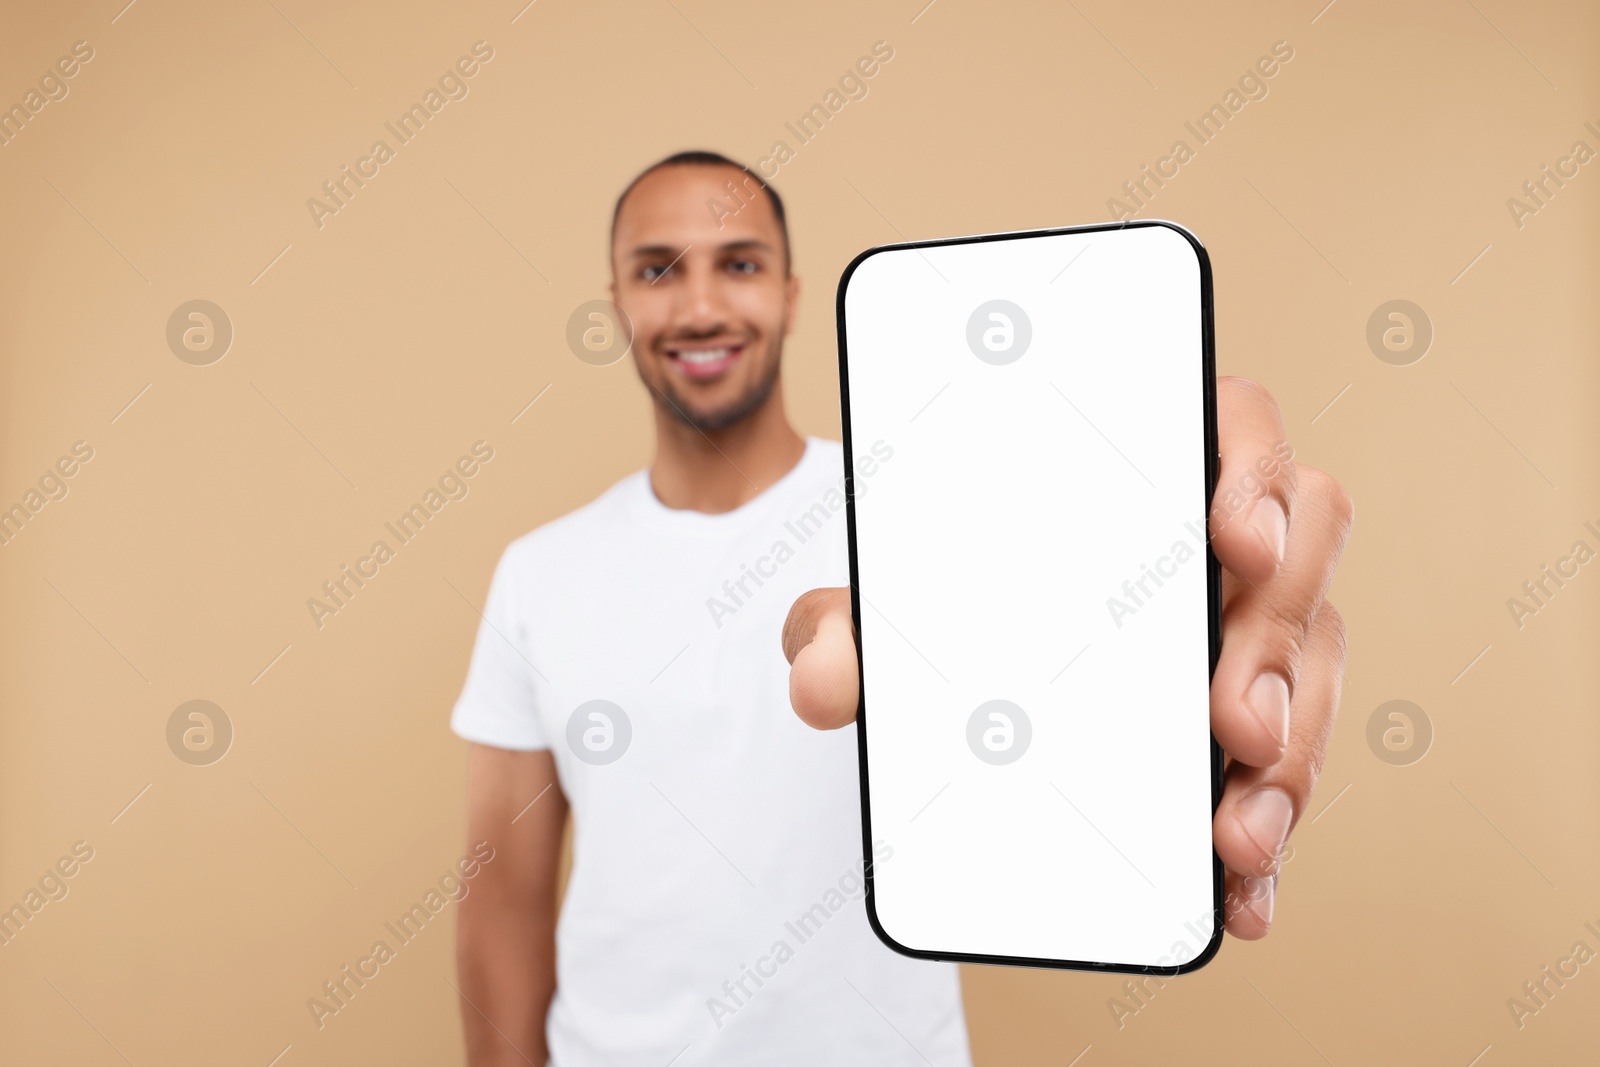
[664,343,744,380]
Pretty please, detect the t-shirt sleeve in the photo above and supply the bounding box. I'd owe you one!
[450,544,549,750]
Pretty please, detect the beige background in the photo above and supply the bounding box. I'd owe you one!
[1,0,1596,1063]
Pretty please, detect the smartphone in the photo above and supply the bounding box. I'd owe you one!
[836,220,1223,976]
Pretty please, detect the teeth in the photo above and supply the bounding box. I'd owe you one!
[678,348,730,364]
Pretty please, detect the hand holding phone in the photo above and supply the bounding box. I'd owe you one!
[783,221,1354,973]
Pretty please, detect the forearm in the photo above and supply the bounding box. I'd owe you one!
[457,897,557,1066]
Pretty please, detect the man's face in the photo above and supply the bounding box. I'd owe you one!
[611,165,798,431]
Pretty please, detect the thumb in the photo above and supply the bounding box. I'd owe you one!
[781,587,859,730]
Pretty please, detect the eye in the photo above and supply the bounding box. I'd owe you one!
[640,263,671,281]
[727,259,758,275]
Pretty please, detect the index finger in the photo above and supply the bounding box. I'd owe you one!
[1210,376,1300,584]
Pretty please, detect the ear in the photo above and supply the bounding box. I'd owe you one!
[783,272,801,335]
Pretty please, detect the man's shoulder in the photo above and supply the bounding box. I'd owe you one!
[797,436,844,486]
[498,469,642,573]
[805,436,844,464]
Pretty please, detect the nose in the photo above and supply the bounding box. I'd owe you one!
[670,254,728,335]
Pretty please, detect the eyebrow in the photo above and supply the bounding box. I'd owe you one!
[628,239,774,260]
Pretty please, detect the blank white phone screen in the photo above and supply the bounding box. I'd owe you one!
[841,223,1219,971]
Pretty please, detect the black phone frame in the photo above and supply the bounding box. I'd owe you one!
[834,218,1226,978]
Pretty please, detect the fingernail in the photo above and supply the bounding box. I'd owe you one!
[1247,496,1287,565]
[1236,788,1294,873]
[1244,672,1290,751]
[1243,875,1275,928]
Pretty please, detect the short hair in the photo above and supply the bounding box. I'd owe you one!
[610,150,791,274]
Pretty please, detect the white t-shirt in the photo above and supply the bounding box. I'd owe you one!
[452,438,971,1067]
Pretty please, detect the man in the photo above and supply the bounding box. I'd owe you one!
[453,150,1351,1065]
